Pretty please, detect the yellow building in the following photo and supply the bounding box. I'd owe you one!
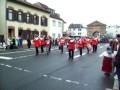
[6,0,50,43]
[87,21,106,37]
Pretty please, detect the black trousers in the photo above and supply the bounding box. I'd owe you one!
[79,48,82,55]
[93,45,96,52]
[60,45,63,53]
[41,45,44,53]
[69,49,74,59]
[35,47,39,55]
[86,47,90,54]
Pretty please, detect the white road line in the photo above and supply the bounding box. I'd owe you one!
[42,74,48,77]
[105,88,112,90]
[74,55,80,58]
[5,64,12,68]
[0,63,5,66]
[13,54,35,59]
[0,56,13,60]
[100,46,103,48]
[23,69,31,72]
[99,51,106,57]
[71,81,80,85]
[0,48,58,55]
[83,83,88,86]
[50,76,62,81]
[74,53,86,59]
[0,49,34,55]
[65,80,72,83]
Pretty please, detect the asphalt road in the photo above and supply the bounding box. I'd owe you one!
[0,44,114,90]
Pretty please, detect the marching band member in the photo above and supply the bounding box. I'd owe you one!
[77,37,83,56]
[33,34,41,56]
[59,38,65,53]
[68,38,75,60]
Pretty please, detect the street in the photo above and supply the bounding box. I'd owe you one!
[0,44,114,90]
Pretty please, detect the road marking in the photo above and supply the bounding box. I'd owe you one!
[99,51,106,57]
[0,63,5,66]
[0,47,58,55]
[105,88,112,90]
[13,54,35,59]
[0,63,80,85]
[100,46,103,48]
[23,69,31,72]
[0,56,13,60]
[83,83,88,86]
[71,81,80,85]
[74,53,86,59]
[5,64,12,68]
[42,74,48,77]
[65,80,72,83]
[50,76,62,80]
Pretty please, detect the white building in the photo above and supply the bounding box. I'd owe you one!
[68,24,87,37]
[49,9,65,38]
[106,25,120,38]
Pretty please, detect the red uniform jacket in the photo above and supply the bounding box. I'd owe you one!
[68,39,75,50]
[92,38,98,45]
[60,39,65,46]
[77,39,83,48]
[40,38,45,46]
[33,39,41,47]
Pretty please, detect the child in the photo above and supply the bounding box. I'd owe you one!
[102,46,115,76]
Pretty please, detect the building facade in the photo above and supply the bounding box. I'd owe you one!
[49,9,65,38]
[0,0,65,44]
[68,24,87,37]
[106,25,120,38]
[6,0,50,43]
[87,21,106,37]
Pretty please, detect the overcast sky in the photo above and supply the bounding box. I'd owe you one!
[27,0,120,26]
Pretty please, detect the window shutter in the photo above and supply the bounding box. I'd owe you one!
[15,11,18,21]
[46,18,48,26]
[36,16,39,25]
[31,15,34,24]
[29,14,32,23]
[21,11,23,22]
[23,13,27,23]
[6,8,9,20]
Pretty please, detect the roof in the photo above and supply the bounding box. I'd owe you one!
[33,2,66,22]
[68,24,83,29]
[8,0,50,13]
[87,20,106,27]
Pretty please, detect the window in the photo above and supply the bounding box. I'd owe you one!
[41,16,48,26]
[58,22,62,27]
[78,28,81,31]
[8,9,13,20]
[18,12,22,21]
[26,13,30,23]
[34,15,37,24]
[53,20,56,26]
[33,15,39,25]
[78,33,81,35]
